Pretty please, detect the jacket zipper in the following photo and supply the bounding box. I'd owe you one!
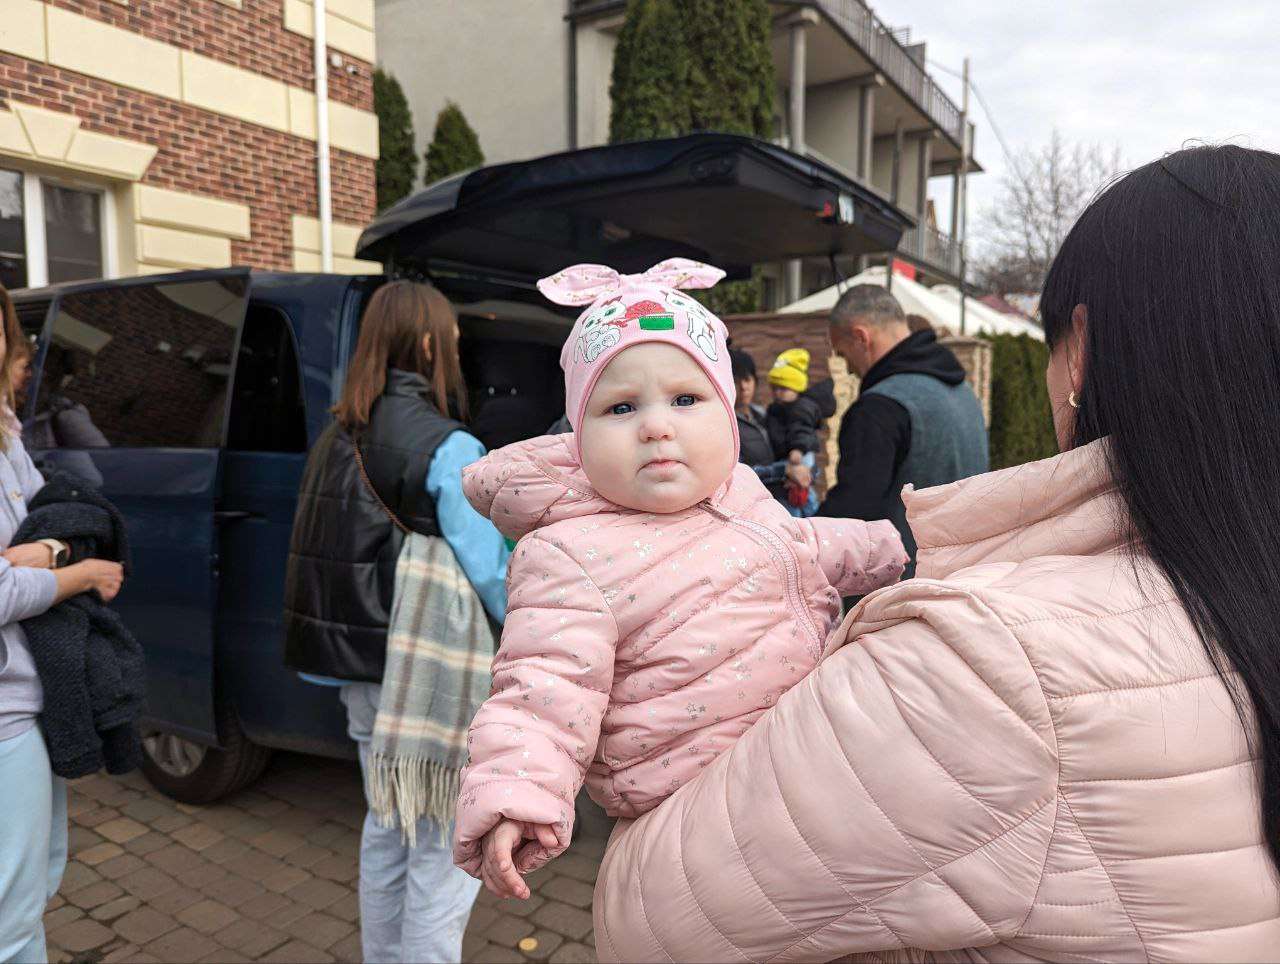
[700,504,825,662]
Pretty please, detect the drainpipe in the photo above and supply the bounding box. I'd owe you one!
[314,0,334,273]
[567,1,578,150]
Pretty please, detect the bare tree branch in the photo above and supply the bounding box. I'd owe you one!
[975,130,1123,294]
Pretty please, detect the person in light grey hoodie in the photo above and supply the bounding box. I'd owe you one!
[0,285,124,964]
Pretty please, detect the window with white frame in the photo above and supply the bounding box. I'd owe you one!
[0,167,116,291]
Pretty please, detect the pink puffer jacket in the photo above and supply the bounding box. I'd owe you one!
[453,434,906,874]
[595,439,1280,962]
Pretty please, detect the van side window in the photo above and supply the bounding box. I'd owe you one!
[28,277,245,449]
[225,304,306,453]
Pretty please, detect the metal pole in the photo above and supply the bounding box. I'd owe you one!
[957,57,970,335]
[785,18,808,303]
[314,0,333,273]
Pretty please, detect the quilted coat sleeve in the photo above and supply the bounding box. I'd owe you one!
[801,516,908,597]
[454,534,617,876]
[594,583,1059,963]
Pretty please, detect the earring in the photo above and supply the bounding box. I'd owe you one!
[1067,391,1080,409]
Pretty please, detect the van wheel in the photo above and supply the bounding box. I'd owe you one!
[139,695,272,804]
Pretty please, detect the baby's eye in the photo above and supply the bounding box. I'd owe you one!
[673,394,698,407]
[609,402,634,416]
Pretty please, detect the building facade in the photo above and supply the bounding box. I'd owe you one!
[375,0,979,306]
[0,0,381,291]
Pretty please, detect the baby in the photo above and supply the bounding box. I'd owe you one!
[453,259,906,898]
[765,348,837,517]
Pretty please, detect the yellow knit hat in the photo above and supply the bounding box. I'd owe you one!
[768,348,810,393]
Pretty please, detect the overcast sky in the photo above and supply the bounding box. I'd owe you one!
[867,0,1278,248]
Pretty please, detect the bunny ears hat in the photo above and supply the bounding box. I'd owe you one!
[538,259,739,452]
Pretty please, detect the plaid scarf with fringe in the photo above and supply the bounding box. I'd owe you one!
[366,532,496,845]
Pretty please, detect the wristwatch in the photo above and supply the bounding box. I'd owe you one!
[37,538,69,569]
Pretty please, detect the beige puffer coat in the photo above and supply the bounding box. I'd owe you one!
[594,439,1280,962]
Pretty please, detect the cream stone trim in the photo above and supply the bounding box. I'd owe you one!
[291,215,380,275]
[180,50,291,134]
[287,88,317,140]
[213,0,244,8]
[136,185,251,241]
[16,2,378,158]
[0,101,158,181]
[46,5,183,100]
[284,0,375,62]
[13,103,78,160]
[286,89,378,159]
[0,0,47,60]
[136,224,232,270]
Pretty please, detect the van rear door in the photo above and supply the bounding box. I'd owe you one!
[24,269,250,745]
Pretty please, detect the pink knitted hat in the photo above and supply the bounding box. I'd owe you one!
[538,259,738,452]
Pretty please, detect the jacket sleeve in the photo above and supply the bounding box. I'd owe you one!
[453,534,617,876]
[819,394,911,521]
[426,432,510,624]
[593,584,1059,963]
[785,397,824,455]
[800,516,907,597]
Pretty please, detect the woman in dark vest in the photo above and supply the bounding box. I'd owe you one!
[283,281,508,964]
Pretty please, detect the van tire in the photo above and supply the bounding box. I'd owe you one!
[139,695,273,804]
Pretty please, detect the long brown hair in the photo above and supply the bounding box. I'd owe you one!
[0,284,23,430]
[333,280,468,431]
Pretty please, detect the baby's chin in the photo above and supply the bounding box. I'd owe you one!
[615,477,726,514]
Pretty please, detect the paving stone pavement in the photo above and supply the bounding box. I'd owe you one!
[45,753,605,964]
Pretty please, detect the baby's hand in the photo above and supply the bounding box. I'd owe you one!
[788,449,805,464]
[479,819,560,900]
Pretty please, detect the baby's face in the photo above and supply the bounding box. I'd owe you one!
[578,343,736,514]
[772,385,799,404]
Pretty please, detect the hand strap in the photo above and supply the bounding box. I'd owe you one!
[353,437,411,536]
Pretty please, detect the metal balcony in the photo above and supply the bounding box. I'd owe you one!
[811,0,963,145]
[898,223,962,278]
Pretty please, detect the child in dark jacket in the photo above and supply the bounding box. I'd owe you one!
[765,349,836,518]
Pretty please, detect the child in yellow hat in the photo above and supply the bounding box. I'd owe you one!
[766,349,835,517]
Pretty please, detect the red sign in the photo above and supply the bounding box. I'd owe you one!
[891,259,917,280]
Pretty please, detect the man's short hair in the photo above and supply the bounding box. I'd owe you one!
[729,347,757,382]
[830,284,907,328]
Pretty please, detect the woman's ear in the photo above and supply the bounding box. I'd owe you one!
[421,333,433,365]
[1069,304,1088,394]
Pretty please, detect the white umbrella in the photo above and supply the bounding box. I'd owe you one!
[930,284,1044,341]
[780,267,962,331]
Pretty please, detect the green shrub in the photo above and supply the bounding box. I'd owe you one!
[608,0,692,143]
[683,0,774,137]
[373,70,417,211]
[986,334,1058,469]
[424,102,484,185]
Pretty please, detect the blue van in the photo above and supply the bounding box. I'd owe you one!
[10,134,909,801]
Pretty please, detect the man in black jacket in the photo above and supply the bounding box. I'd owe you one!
[820,285,988,575]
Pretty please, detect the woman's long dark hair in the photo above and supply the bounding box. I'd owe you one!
[1041,145,1280,874]
[333,280,468,431]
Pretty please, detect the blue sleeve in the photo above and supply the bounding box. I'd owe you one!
[753,460,789,485]
[426,432,511,625]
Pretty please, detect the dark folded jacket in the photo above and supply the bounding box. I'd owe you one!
[766,378,838,455]
[13,474,145,779]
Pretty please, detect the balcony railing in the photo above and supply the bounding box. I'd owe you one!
[899,223,961,277]
[571,1,965,146]
[809,0,963,145]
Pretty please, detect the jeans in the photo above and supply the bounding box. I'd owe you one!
[0,726,67,964]
[340,683,481,964]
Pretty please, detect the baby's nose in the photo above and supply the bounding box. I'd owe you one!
[639,412,675,442]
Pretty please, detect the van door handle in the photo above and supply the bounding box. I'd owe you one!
[214,510,259,524]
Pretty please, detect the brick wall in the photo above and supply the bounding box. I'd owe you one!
[44,0,370,108]
[0,53,376,271]
[725,312,837,491]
